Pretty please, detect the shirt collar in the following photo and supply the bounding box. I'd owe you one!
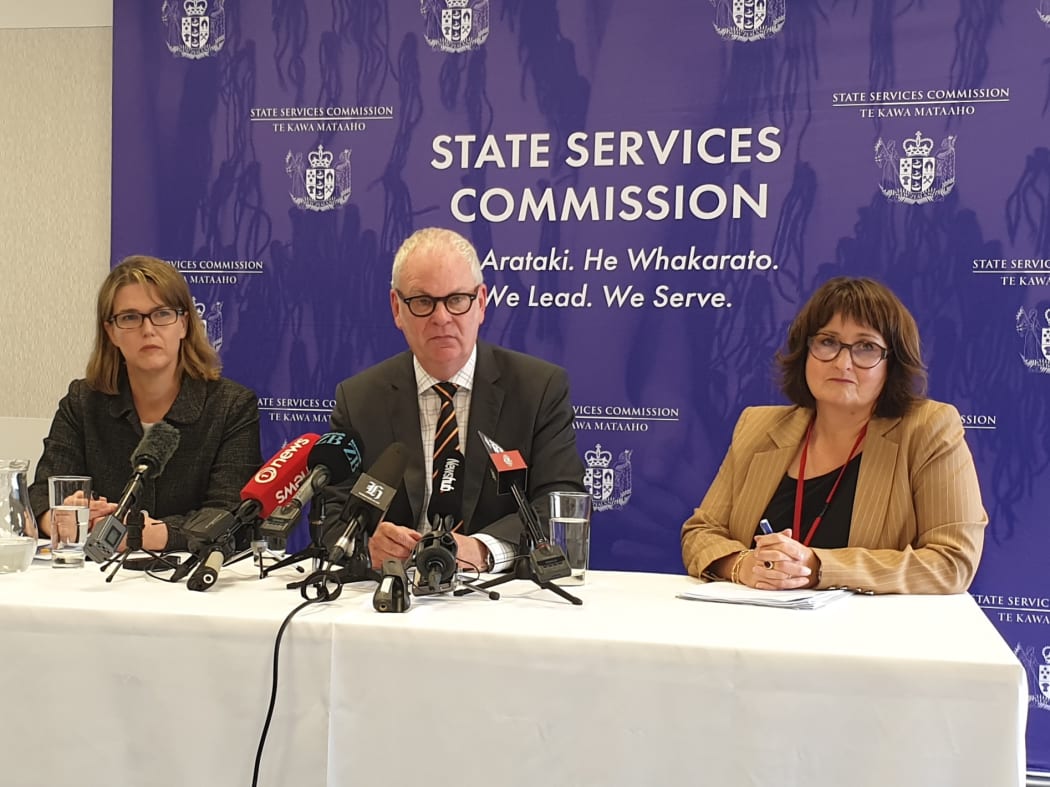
[413,345,477,396]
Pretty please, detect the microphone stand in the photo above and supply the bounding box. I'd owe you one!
[261,494,331,579]
[101,507,173,582]
[411,516,499,601]
[454,496,582,605]
[267,495,380,590]
[229,523,284,580]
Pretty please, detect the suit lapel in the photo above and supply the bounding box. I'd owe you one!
[387,355,426,526]
[849,416,900,548]
[731,409,810,542]
[463,342,503,529]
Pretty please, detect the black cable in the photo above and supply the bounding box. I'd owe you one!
[251,596,323,787]
[253,559,351,786]
[143,553,190,583]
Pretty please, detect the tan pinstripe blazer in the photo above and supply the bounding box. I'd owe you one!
[681,399,987,594]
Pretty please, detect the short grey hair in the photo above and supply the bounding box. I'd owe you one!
[390,227,484,290]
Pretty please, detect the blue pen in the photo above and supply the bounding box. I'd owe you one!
[757,519,775,569]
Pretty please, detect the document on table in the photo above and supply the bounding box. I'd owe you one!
[677,582,852,610]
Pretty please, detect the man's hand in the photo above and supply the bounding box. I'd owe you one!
[369,521,422,568]
[451,533,491,573]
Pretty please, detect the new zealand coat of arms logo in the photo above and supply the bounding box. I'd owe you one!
[421,0,490,53]
[710,0,785,42]
[583,444,633,512]
[162,0,225,59]
[194,298,223,352]
[1016,307,1050,374]
[285,144,352,212]
[1014,643,1050,710]
[874,131,956,205]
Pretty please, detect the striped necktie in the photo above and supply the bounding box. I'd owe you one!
[432,382,460,479]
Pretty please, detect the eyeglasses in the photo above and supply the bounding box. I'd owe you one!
[107,308,186,330]
[807,334,888,369]
[397,287,480,318]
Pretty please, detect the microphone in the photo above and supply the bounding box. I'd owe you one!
[84,422,181,563]
[477,430,570,583]
[186,548,225,591]
[326,442,408,564]
[258,431,365,543]
[177,434,323,587]
[373,558,412,613]
[411,449,464,594]
[427,448,464,533]
[237,433,321,523]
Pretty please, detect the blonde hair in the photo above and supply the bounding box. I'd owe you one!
[391,227,483,289]
[86,255,220,394]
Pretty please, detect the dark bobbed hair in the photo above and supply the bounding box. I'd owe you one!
[776,277,927,418]
[86,255,220,394]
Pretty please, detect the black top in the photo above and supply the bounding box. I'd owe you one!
[758,454,863,549]
[29,373,262,550]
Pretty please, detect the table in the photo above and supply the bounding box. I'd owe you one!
[0,559,335,787]
[0,562,1027,787]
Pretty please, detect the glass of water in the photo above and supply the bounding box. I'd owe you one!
[549,491,593,585]
[48,476,92,568]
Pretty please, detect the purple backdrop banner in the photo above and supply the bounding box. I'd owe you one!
[114,1,1050,770]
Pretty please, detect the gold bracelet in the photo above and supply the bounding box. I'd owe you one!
[730,549,751,584]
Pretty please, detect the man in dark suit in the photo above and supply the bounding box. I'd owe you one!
[329,227,585,572]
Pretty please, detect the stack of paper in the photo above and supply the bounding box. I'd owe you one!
[677,582,852,610]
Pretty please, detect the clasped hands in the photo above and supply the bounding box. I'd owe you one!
[741,529,820,590]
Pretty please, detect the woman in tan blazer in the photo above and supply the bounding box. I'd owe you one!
[682,277,987,594]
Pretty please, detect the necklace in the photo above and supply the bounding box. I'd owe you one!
[792,419,868,547]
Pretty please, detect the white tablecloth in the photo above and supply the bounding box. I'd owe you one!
[0,562,1027,787]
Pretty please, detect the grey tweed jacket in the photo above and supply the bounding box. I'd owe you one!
[29,372,262,550]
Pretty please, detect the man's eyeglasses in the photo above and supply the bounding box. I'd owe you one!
[397,287,480,318]
[107,308,186,330]
[807,334,889,369]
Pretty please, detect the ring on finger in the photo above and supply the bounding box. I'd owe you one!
[763,560,775,570]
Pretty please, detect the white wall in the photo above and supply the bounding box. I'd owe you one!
[0,1,111,29]
[0,4,112,437]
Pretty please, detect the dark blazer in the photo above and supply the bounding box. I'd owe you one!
[328,341,585,544]
[29,374,262,549]
[681,400,987,594]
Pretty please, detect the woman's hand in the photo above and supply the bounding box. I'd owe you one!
[746,530,820,590]
[88,496,118,529]
[116,511,169,552]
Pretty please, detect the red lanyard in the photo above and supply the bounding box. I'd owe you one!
[792,420,868,546]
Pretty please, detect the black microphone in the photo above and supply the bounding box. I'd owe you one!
[84,422,181,563]
[427,448,464,533]
[325,443,408,564]
[373,558,412,613]
[186,548,225,591]
[258,430,365,542]
[477,430,570,583]
[411,449,464,594]
[174,507,239,585]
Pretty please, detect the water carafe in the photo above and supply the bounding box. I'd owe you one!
[0,459,38,572]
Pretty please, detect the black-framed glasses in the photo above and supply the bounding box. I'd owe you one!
[397,287,480,317]
[107,307,186,330]
[807,334,889,369]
